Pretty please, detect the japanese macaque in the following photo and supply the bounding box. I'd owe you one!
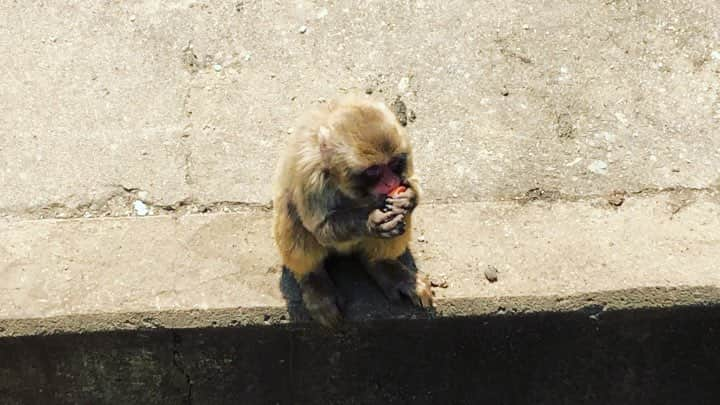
[272,94,433,327]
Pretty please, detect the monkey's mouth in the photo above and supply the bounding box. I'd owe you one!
[372,166,401,195]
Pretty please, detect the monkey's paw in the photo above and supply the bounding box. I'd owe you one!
[385,186,417,214]
[367,208,405,238]
[302,289,344,328]
[382,270,434,308]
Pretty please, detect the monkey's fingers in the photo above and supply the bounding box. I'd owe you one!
[386,197,414,211]
[399,273,434,308]
[369,209,397,225]
[383,203,407,215]
[379,214,404,231]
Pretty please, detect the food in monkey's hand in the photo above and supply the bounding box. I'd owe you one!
[388,186,407,197]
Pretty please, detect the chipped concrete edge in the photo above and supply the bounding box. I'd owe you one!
[2,286,718,338]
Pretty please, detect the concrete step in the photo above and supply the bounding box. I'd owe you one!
[2,194,720,403]
[2,194,719,337]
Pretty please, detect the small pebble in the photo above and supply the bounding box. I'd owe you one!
[587,160,609,175]
[607,191,625,207]
[711,51,720,61]
[417,235,427,243]
[213,64,222,72]
[484,265,499,283]
[501,86,509,96]
[397,76,410,93]
[133,200,149,216]
[129,15,136,22]
[299,25,308,34]
[431,280,449,288]
[522,24,530,30]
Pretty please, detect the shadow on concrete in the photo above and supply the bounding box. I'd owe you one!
[279,249,431,323]
[2,305,719,404]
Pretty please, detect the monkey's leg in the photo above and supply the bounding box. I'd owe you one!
[275,202,344,327]
[296,263,344,328]
[360,216,433,308]
[279,236,343,328]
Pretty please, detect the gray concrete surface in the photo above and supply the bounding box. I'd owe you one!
[1,194,719,336]
[2,0,720,216]
[1,0,720,401]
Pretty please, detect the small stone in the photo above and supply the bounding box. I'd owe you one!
[133,200,149,216]
[397,76,410,93]
[608,190,625,207]
[417,235,427,243]
[299,25,308,34]
[431,280,449,288]
[49,36,57,43]
[711,51,720,61]
[522,24,530,30]
[243,53,251,61]
[485,265,499,283]
[213,64,222,72]
[587,160,609,175]
[501,86,509,96]
[129,15,136,22]
[287,127,294,134]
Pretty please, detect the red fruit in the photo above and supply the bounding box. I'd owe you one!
[388,186,407,197]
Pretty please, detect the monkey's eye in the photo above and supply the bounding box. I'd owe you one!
[389,155,407,174]
[364,165,381,178]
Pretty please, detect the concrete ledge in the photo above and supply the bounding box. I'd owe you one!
[2,194,720,403]
[2,306,719,404]
[2,193,719,337]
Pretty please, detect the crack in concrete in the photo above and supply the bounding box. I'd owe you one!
[1,185,716,221]
[172,331,193,405]
[487,185,720,206]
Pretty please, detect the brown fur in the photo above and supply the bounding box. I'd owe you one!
[272,94,428,326]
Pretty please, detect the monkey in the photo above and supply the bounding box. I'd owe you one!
[272,94,433,327]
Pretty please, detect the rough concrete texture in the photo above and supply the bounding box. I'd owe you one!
[2,0,720,402]
[2,0,720,399]
[2,0,720,216]
[2,307,720,404]
[2,193,719,337]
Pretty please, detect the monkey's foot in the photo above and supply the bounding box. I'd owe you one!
[299,271,344,328]
[369,261,434,308]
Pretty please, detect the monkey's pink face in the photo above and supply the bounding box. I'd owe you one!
[354,153,407,197]
[366,164,401,196]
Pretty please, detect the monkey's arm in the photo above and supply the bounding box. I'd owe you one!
[297,192,405,246]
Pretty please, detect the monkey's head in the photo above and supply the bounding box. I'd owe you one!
[317,96,413,203]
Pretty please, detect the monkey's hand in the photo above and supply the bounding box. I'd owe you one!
[367,208,405,238]
[385,185,417,214]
